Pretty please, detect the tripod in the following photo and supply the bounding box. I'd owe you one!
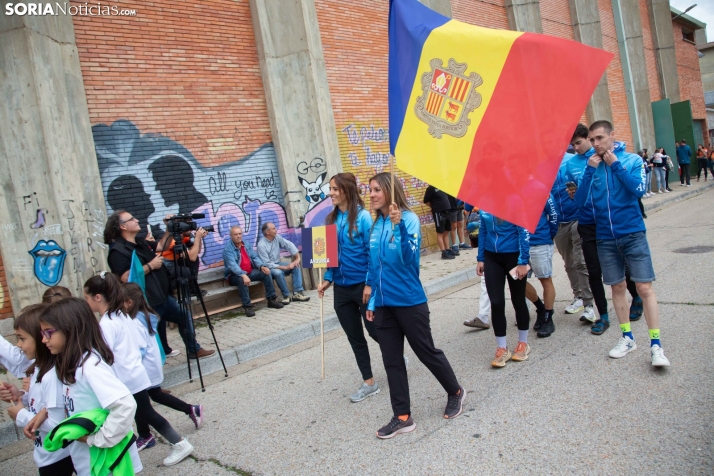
[171,235,228,391]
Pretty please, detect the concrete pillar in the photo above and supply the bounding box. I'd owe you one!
[611,0,655,152]
[647,0,680,102]
[249,0,342,226]
[418,0,452,18]
[505,0,543,34]
[0,8,107,317]
[569,0,614,124]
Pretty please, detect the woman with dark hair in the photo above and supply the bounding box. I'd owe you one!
[662,148,673,192]
[39,298,143,476]
[317,173,378,403]
[365,172,465,439]
[0,304,74,475]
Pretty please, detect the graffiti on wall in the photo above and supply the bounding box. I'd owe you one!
[337,122,432,226]
[93,120,331,270]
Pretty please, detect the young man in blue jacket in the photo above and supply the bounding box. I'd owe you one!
[578,121,670,367]
[526,194,559,338]
[551,152,595,323]
[676,139,692,186]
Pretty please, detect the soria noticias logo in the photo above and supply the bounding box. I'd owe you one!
[4,3,137,16]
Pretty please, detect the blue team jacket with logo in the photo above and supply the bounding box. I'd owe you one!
[367,210,426,310]
[477,211,530,265]
[530,194,559,246]
[567,147,597,225]
[323,207,373,287]
[575,141,646,240]
[551,153,578,222]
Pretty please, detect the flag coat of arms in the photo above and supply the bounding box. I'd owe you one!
[301,225,338,269]
[389,0,613,231]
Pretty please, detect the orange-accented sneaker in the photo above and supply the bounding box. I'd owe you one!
[511,342,531,362]
[491,347,511,368]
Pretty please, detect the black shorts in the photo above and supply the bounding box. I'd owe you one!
[432,211,452,233]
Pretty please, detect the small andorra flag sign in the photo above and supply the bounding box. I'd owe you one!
[301,225,338,269]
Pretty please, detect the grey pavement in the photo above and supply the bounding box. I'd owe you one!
[1,186,713,474]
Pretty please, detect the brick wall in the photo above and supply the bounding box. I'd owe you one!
[639,0,662,103]
[0,254,11,320]
[72,1,311,267]
[315,0,436,248]
[597,0,634,148]
[673,22,707,121]
[451,0,509,30]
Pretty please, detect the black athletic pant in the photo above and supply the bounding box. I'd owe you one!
[38,456,75,476]
[484,250,529,336]
[334,283,377,381]
[133,389,181,444]
[697,159,708,179]
[374,303,460,416]
[147,386,192,415]
[578,224,608,316]
[680,164,691,185]
[664,168,670,189]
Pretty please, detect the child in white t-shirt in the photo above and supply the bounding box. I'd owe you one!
[0,304,73,475]
[84,272,194,467]
[122,283,204,429]
[38,297,142,476]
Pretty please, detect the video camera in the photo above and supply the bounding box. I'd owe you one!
[166,213,215,234]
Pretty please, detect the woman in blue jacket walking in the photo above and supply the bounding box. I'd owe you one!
[477,211,531,368]
[365,172,465,439]
[317,173,380,404]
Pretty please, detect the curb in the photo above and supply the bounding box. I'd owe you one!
[644,182,714,212]
[160,267,479,389]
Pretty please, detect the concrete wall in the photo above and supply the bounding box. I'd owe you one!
[611,0,655,152]
[250,0,342,229]
[0,10,106,325]
[647,0,680,102]
[701,45,714,93]
[569,0,614,123]
[505,0,543,33]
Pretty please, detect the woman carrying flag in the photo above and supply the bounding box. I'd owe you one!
[365,172,465,439]
[317,173,381,403]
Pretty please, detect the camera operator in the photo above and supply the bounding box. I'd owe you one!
[104,210,215,360]
[155,215,208,297]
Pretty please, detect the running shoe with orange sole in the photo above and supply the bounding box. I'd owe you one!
[491,347,512,368]
[511,342,531,362]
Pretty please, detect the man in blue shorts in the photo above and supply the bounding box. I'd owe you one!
[577,120,670,367]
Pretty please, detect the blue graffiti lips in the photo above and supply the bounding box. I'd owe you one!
[29,240,67,287]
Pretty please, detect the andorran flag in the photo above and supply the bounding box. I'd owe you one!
[301,225,338,269]
[389,0,613,231]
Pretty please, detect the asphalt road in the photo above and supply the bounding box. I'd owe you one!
[2,190,713,475]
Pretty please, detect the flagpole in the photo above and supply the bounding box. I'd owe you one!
[390,154,395,230]
[319,267,325,380]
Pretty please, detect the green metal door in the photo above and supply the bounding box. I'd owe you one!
[693,119,704,149]
[671,100,696,177]
[652,99,677,181]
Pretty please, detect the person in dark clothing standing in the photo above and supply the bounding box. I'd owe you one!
[423,185,455,260]
[104,211,215,359]
[696,144,708,181]
[677,139,692,186]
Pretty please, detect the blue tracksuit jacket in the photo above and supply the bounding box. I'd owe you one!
[575,141,646,240]
[367,210,426,310]
[477,211,530,265]
[323,207,373,287]
[530,195,559,246]
[568,147,597,225]
[551,153,579,223]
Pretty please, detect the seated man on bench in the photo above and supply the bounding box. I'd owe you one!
[257,222,310,304]
[223,225,284,317]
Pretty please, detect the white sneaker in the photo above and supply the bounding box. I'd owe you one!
[564,298,584,314]
[167,350,180,358]
[609,336,637,358]
[579,305,596,323]
[664,189,670,193]
[404,355,409,369]
[651,345,670,367]
[657,190,663,194]
[163,439,194,466]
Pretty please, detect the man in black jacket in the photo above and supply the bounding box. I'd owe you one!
[104,211,215,359]
[423,186,455,260]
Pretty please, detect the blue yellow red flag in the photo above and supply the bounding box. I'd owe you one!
[389,0,613,231]
[301,225,338,269]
